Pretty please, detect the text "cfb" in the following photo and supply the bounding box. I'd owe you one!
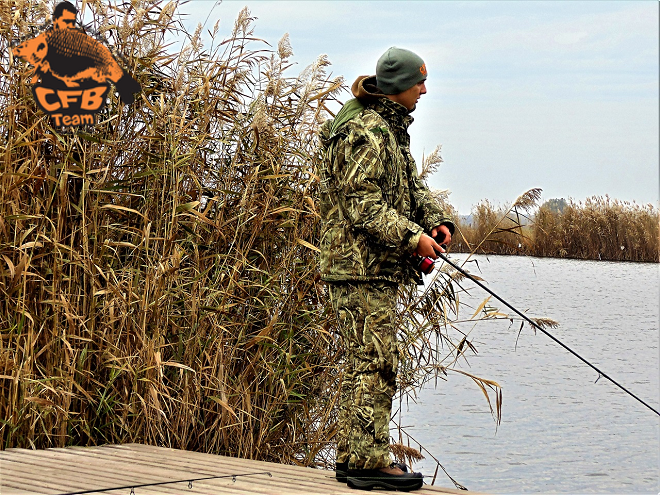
[34,86,109,112]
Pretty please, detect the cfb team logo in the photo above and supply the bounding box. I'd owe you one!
[12,1,141,129]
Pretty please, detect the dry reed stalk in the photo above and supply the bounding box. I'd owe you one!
[533,196,659,262]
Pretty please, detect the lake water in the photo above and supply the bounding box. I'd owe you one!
[397,255,659,494]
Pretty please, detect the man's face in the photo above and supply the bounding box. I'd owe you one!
[388,81,427,111]
[54,10,76,30]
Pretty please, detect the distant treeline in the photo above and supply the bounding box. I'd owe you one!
[452,196,659,262]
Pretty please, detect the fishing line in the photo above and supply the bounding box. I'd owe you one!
[434,251,660,418]
[53,471,272,495]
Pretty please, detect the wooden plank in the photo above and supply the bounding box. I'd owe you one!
[113,445,482,495]
[0,454,124,495]
[112,444,477,494]
[59,445,346,494]
[0,444,489,495]
[1,447,334,495]
[0,448,270,495]
[100,444,482,495]
[101,444,332,480]
[0,449,195,495]
[80,444,333,480]
[0,465,137,495]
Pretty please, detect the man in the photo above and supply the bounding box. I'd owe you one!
[318,47,454,491]
[53,1,77,29]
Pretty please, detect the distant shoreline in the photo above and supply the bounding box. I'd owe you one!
[450,195,658,263]
[449,250,659,264]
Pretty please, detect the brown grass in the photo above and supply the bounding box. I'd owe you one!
[533,196,658,262]
[1,0,344,465]
[453,192,658,262]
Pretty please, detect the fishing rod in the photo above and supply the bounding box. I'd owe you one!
[54,471,272,495]
[432,251,660,418]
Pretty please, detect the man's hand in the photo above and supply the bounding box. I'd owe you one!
[431,224,452,246]
[413,234,444,259]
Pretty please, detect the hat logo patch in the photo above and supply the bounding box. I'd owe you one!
[419,64,427,77]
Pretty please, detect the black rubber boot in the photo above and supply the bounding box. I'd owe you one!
[346,467,422,491]
[336,461,349,483]
[336,462,408,483]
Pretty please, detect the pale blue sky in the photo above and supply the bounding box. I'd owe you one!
[181,1,659,214]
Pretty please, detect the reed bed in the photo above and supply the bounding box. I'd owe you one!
[533,196,658,262]
[1,0,506,481]
[454,193,658,262]
[1,0,346,464]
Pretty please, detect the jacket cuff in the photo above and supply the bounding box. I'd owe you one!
[441,221,455,236]
[425,213,455,236]
[404,228,423,254]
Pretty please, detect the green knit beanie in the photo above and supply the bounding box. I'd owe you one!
[376,47,427,95]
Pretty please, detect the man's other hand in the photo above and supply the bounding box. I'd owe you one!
[431,224,452,246]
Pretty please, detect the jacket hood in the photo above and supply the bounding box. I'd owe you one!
[321,75,412,141]
[324,76,383,138]
[351,75,384,101]
[352,74,416,114]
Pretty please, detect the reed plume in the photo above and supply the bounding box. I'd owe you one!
[0,0,344,466]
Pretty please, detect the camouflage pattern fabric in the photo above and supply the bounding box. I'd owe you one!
[318,85,454,285]
[329,280,399,470]
[319,77,454,471]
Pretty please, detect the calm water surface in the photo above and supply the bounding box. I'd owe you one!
[398,255,659,494]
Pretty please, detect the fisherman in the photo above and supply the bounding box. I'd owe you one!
[318,47,454,491]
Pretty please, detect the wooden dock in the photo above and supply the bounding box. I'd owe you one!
[0,443,488,495]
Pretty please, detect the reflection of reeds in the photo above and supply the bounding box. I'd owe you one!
[454,193,658,262]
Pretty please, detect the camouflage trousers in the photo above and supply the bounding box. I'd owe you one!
[328,280,399,470]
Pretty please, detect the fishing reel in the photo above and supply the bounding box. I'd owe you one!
[411,254,436,275]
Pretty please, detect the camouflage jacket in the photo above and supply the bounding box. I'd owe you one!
[318,75,454,284]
